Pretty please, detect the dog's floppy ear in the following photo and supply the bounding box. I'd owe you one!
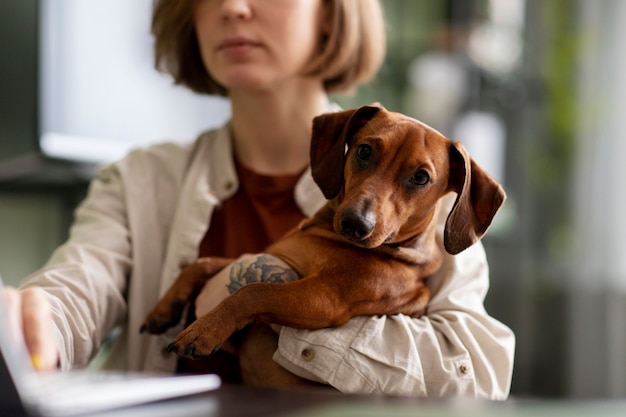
[310,103,382,199]
[444,141,506,254]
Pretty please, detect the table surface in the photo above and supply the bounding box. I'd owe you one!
[74,384,626,417]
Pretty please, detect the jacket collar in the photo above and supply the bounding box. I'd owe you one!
[206,102,342,218]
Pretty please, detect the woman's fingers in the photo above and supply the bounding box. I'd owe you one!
[20,287,59,370]
[2,286,59,371]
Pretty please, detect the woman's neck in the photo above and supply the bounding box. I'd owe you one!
[228,82,330,175]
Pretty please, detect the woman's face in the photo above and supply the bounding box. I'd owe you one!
[194,0,327,93]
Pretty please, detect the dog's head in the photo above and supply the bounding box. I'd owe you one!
[311,103,506,255]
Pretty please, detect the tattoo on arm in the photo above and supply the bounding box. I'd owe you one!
[227,254,301,294]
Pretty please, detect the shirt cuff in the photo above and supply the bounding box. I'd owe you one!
[274,319,370,390]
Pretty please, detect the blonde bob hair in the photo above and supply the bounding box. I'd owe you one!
[152,0,386,95]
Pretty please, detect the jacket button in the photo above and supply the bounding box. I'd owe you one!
[459,363,471,375]
[301,348,315,361]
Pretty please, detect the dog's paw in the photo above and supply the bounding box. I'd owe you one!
[166,341,221,358]
[139,298,186,334]
[166,324,224,359]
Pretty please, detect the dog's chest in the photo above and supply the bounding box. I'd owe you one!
[266,227,424,284]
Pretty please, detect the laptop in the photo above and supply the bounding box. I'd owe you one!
[0,275,221,416]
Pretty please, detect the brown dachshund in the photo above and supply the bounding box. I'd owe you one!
[141,104,505,367]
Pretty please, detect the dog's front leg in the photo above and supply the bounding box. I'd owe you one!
[140,257,234,334]
[168,275,355,358]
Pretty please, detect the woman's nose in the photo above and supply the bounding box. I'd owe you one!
[220,0,252,21]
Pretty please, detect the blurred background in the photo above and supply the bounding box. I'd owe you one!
[1,0,625,399]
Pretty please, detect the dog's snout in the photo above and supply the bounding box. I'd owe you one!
[340,208,376,241]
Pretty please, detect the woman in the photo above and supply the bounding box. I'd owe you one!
[5,0,514,398]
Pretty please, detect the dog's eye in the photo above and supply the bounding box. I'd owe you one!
[410,170,430,186]
[355,144,372,164]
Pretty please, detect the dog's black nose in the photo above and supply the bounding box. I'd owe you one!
[340,209,375,241]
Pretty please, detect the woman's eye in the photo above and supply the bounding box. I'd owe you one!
[411,170,430,186]
[355,144,372,163]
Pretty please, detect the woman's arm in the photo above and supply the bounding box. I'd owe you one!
[273,242,515,399]
[194,254,301,317]
[194,243,514,399]
[19,164,132,369]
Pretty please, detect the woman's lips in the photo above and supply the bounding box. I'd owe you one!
[218,37,261,54]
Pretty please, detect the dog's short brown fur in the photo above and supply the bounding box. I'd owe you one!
[141,104,505,384]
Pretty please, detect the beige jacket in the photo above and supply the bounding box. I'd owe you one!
[22,123,515,399]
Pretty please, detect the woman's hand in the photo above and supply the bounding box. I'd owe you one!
[2,286,59,371]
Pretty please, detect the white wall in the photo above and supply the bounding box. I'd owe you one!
[40,0,231,163]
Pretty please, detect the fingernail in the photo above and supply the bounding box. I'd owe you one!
[31,354,43,370]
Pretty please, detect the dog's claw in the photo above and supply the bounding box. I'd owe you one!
[173,298,185,309]
[139,321,162,334]
[147,320,159,334]
[140,319,174,335]
[166,342,179,354]
[212,345,222,353]
[184,344,195,356]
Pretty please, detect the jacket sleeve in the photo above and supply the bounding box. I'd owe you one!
[273,241,515,399]
[20,163,131,370]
